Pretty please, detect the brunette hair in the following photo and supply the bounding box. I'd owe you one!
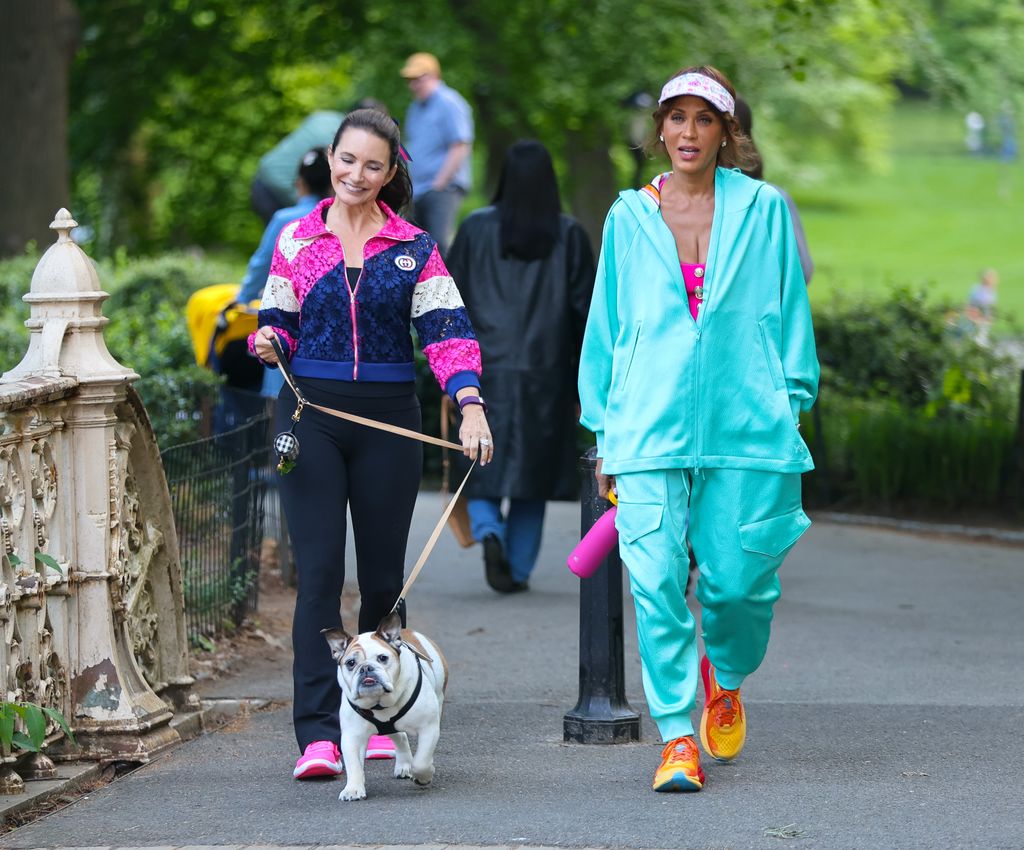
[733,97,764,179]
[646,65,761,174]
[493,140,562,262]
[297,147,332,198]
[331,108,413,212]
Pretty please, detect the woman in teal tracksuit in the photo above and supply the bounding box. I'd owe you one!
[578,65,819,792]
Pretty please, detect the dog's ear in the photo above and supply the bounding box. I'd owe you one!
[321,627,353,661]
[375,610,403,648]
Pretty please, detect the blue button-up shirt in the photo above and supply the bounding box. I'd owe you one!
[404,82,474,197]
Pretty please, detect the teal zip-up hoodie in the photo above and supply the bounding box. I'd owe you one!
[578,167,819,475]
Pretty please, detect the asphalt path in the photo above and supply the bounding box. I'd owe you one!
[3,495,1022,850]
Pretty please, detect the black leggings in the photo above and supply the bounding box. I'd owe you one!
[275,378,422,750]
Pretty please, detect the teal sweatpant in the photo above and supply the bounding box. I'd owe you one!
[615,468,810,741]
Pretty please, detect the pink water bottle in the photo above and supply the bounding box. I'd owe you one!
[567,492,619,579]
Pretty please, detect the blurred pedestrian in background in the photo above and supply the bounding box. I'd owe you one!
[734,97,813,284]
[964,267,999,342]
[248,108,490,777]
[401,52,474,254]
[447,140,595,593]
[965,110,986,155]
[579,65,818,793]
[237,147,333,398]
[251,111,343,222]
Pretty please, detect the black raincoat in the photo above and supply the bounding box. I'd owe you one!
[447,206,596,500]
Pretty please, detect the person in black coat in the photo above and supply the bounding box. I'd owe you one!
[447,140,595,593]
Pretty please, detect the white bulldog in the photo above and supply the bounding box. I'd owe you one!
[322,610,448,801]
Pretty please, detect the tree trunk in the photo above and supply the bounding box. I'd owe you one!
[0,0,79,258]
[564,128,619,252]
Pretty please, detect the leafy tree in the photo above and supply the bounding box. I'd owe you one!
[901,0,1024,117]
[70,0,355,254]
[61,0,918,254]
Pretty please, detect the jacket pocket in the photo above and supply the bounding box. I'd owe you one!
[758,320,785,392]
[615,501,664,544]
[738,507,810,558]
[616,322,642,391]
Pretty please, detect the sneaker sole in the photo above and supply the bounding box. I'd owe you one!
[293,759,343,779]
[366,749,395,760]
[653,772,703,792]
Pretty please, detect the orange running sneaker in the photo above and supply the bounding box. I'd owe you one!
[699,655,746,762]
[652,736,705,792]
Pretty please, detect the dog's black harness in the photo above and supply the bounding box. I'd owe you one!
[347,656,423,736]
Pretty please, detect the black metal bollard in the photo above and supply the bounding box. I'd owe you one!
[563,447,641,744]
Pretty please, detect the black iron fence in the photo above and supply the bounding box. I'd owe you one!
[161,405,286,643]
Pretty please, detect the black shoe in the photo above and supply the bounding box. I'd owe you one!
[482,533,514,593]
[505,579,529,594]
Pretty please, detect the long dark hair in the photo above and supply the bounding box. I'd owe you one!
[493,140,561,261]
[331,108,413,213]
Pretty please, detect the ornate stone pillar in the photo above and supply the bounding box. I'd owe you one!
[2,210,192,763]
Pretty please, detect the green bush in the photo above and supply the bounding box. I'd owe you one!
[103,253,235,446]
[803,397,1018,513]
[0,249,38,375]
[813,286,1019,417]
[808,287,1022,514]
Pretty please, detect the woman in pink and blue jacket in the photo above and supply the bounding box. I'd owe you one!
[248,108,491,779]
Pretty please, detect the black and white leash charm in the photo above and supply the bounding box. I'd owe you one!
[270,336,305,474]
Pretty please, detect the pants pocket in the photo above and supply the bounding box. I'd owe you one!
[615,501,664,544]
[738,507,810,558]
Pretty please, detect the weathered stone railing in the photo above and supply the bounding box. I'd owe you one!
[0,211,192,793]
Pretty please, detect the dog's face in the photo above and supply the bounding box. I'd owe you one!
[323,611,404,704]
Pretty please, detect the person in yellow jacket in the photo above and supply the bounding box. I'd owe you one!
[578,65,819,792]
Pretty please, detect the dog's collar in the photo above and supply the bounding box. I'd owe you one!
[348,656,423,736]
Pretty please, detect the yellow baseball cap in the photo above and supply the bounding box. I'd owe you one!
[400,52,441,79]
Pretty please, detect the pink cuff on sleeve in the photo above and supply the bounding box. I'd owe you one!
[422,338,481,391]
[248,328,297,365]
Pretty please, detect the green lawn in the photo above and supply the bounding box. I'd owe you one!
[794,103,1023,333]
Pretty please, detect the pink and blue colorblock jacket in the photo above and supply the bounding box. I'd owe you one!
[248,198,482,397]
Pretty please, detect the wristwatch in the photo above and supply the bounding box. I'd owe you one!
[458,395,487,413]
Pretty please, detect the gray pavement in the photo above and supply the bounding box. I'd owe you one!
[3,495,1023,850]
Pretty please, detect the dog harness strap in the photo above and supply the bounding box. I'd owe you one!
[348,657,423,736]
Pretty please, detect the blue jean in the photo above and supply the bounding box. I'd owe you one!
[467,498,546,583]
[412,187,465,256]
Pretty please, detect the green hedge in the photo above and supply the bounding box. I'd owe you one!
[807,287,1022,515]
[802,397,1019,513]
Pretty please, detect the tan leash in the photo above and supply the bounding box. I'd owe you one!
[269,337,475,611]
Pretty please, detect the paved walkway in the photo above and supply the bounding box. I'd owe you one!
[2,496,1023,850]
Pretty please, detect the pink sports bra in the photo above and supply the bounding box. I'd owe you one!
[680,262,707,321]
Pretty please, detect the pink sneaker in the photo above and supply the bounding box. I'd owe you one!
[366,734,396,760]
[293,740,342,779]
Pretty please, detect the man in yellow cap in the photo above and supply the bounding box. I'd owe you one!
[400,52,474,255]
